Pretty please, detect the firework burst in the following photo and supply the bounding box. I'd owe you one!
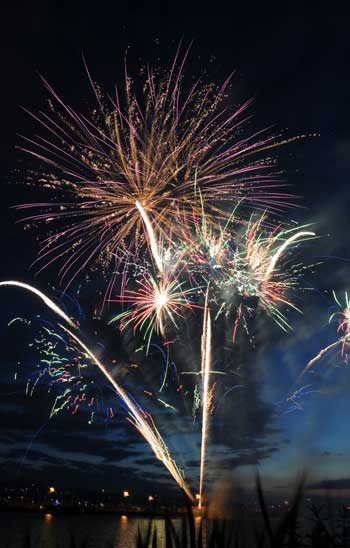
[110,272,200,351]
[17,45,299,292]
[177,209,315,334]
[228,218,315,331]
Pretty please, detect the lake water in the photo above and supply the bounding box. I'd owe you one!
[0,508,322,547]
[0,512,175,548]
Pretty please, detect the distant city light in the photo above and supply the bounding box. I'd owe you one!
[123,491,130,498]
[148,495,155,502]
[49,486,55,494]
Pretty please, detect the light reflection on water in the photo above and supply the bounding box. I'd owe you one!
[0,512,174,548]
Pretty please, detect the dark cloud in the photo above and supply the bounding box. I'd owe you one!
[309,479,350,491]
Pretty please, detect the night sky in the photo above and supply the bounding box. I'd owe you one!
[1,9,350,502]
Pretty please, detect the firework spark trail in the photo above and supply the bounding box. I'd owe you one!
[1,281,194,502]
[199,287,212,508]
[302,341,343,374]
[264,230,316,280]
[135,200,163,274]
[283,292,350,412]
[232,303,242,344]
[0,281,75,328]
[59,324,194,502]
[281,341,341,412]
[281,340,343,415]
[330,290,350,355]
[296,292,350,380]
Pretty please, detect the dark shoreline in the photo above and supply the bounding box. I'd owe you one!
[0,506,183,518]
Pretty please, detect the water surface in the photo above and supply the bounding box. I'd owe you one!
[0,512,172,548]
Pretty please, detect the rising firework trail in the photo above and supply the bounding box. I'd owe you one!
[199,287,212,508]
[0,280,194,502]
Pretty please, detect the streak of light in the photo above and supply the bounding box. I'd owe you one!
[136,200,163,274]
[0,281,75,328]
[265,231,315,279]
[199,287,212,509]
